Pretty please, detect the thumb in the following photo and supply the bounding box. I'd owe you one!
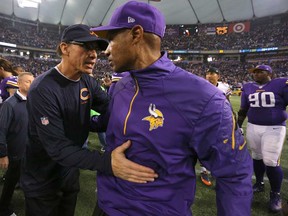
[117,140,131,153]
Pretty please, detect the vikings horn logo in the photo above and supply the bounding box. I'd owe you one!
[142,104,164,131]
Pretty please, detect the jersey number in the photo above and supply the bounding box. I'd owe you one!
[249,92,275,107]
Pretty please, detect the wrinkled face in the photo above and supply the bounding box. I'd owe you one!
[63,41,99,75]
[205,72,220,85]
[18,74,34,94]
[104,29,137,73]
[251,69,271,84]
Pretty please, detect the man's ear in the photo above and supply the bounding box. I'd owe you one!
[130,25,144,42]
[60,42,69,55]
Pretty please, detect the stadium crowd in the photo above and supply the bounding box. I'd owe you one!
[1,13,288,51]
[2,55,287,91]
[0,13,288,87]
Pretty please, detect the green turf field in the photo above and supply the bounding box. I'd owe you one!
[1,96,287,215]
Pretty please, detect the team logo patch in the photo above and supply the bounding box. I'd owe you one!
[41,116,49,125]
[80,88,90,104]
[142,104,164,131]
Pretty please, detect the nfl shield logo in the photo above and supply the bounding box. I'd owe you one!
[41,116,49,125]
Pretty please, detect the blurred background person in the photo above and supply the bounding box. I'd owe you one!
[199,67,232,187]
[0,58,18,107]
[12,66,25,75]
[0,72,34,216]
[205,67,232,101]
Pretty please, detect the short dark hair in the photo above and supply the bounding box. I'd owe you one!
[206,67,220,74]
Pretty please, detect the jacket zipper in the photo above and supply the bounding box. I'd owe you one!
[123,78,139,135]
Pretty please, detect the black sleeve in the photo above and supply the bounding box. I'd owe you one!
[90,78,111,114]
[28,87,113,174]
[237,108,248,128]
[0,102,13,157]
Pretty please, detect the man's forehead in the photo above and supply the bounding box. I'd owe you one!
[107,29,130,38]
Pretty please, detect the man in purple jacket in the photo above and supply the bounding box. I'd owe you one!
[238,65,288,213]
[91,1,253,216]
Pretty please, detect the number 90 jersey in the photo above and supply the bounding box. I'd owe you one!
[240,78,288,126]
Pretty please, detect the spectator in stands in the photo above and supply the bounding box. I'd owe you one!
[91,1,253,215]
[21,24,158,216]
[0,72,34,216]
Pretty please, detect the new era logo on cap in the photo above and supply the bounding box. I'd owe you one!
[128,17,135,23]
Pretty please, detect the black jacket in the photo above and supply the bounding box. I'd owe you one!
[0,91,28,160]
[21,68,112,197]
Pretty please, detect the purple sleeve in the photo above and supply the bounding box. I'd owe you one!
[108,82,116,96]
[190,93,253,216]
[0,77,18,103]
[240,85,249,110]
[283,79,288,106]
[5,77,18,89]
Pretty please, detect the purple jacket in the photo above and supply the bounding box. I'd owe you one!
[0,76,18,104]
[108,72,129,96]
[98,53,253,216]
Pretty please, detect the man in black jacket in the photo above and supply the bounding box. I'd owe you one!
[21,24,157,216]
[0,72,34,216]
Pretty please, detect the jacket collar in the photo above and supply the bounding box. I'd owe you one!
[129,52,176,85]
[15,90,27,101]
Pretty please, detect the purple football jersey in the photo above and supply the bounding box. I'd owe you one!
[0,76,18,104]
[240,78,288,126]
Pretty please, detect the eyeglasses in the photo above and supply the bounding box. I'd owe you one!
[67,41,99,51]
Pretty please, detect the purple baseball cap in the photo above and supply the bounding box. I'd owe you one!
[61,24,109,50]
[248,65,272,73]
[90,1,166,39]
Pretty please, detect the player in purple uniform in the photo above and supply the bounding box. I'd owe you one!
[237,64,288,213]
[91,2,253,216]
[0,58,18,107]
